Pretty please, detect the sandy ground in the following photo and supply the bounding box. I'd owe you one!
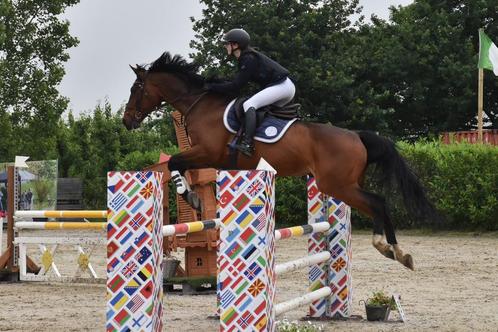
[0,230,497,331]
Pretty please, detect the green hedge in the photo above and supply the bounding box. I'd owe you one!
[397,141,498,230]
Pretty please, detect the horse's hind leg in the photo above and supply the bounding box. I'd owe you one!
[359,189,414,270]
[317,181,414,270]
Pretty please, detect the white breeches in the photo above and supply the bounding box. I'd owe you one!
[243,77,295,112]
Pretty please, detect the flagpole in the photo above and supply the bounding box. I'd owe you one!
[477,68,484,143]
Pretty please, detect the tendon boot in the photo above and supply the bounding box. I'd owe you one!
[170,170,190,195]
[235,107,256,157]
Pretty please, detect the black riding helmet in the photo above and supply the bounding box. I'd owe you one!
[222,28,250,49]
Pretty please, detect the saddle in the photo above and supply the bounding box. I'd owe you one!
[232,97,301,125]
[225,97,301,167]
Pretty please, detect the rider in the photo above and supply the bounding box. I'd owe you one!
[205,28,295,157]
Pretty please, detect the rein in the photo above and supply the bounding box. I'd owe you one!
[183,92,207,121]
[170,91,207,131]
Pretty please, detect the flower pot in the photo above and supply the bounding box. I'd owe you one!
[365,304,390,321]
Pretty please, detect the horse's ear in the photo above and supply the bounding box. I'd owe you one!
[129,64,140,76]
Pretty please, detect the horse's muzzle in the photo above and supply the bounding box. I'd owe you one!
[122,115,140,130]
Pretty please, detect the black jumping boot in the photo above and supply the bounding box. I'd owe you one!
[235,107,256,157]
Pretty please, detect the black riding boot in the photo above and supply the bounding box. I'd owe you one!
[235,107,256,157]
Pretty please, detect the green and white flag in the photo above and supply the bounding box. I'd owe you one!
[478,29,498,76]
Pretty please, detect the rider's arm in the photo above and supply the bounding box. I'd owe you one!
[206,54,257,94]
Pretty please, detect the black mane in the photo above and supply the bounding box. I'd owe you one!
[147,52,205,87]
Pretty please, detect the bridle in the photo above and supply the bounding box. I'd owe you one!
[132,73,207,124]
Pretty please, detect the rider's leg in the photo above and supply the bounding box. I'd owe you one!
[242,77,296,111]
[236,78,296,156]
[236,106,257,157]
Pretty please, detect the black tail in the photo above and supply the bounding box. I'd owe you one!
[358,131,440,223]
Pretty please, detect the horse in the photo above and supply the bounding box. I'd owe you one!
[123,52,439,271]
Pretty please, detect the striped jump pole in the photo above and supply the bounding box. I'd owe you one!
[14,219,221,234]
[15,221,106,230]
[307,177,352,318]
[162,219,221,236]
[275,252,331,276]
[275,222,330,241]
[15,210,107,219]
[275,287,332,316]
[106,171,164,332]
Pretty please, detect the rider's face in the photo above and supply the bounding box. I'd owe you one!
[224,42,233,55]
[224,42,239,56]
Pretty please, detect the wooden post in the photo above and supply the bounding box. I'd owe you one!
[0,166,15,272]
[478,68,484,144]
[6,166,14,270]
[0,166,15,270]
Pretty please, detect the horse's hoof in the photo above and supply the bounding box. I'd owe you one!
[383,249,395,260]
[401,254,415,271]
[187,191,203,213]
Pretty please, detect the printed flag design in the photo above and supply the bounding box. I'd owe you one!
[217,170,276,332]
[307,176,352,318]
[107,171,163,332]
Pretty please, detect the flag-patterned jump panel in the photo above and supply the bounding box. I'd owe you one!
[307,177,352,318]
[106,171,163,332]
[217,170,276,332]
[326,193,352,318]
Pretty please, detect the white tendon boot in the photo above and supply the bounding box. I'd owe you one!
[171,170,191,195]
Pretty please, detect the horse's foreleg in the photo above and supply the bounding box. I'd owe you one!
[168,147,211,212]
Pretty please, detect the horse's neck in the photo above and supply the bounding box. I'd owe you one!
[184,95,228,125]
[155,74,228,120]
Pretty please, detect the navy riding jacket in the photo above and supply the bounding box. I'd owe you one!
[206,49,289,94]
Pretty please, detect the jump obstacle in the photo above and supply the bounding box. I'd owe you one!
[1,165,352,331]
[106,169,351,331]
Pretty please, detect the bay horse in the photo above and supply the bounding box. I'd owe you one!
[123,52,439,270]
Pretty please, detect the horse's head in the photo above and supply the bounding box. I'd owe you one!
[123,52,210,130]
[123,65,164,130]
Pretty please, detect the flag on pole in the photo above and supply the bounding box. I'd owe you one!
[478,29,498,76]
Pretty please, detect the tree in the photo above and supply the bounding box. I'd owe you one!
[56,101,178,208]
[190,0,362,126]
[344,0,498,137]
[190,0,497,139]
[0,0,79,161]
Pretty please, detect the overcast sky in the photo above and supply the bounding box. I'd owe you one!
[58,0,413,114]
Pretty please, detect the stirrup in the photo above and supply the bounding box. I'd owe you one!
[234,142,254,157]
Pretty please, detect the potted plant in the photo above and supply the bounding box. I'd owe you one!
[361,290,395,321]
